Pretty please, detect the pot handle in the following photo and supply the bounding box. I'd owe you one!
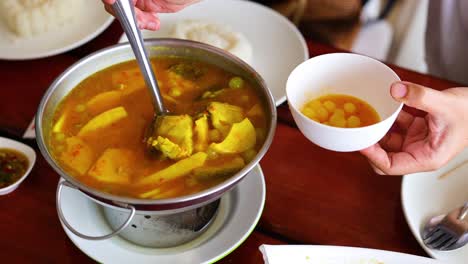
[56,180,136,240]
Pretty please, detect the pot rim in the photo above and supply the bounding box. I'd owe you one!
[36,38,277,207]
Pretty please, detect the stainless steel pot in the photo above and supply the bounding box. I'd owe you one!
[37,39,276,244]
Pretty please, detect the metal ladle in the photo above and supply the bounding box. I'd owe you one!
[112,0,168,146]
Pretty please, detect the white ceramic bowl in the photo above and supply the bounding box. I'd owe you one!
[286,53,403,152]
[0,137,36,195]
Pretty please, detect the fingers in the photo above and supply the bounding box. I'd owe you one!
[102,0,115,4]
[390,81,447,114]
[395,110,414,131]
[379,132,403,152]
[140,0,200,13]
[103,2,115,16]
[360,144,425,175]
[103,1,160,31]
[134,9,160,30]
[360,144,394,175]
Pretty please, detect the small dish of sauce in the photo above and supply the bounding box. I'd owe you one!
[0,137,36,195]
[0,148,29,188]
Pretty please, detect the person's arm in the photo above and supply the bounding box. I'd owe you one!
[102,0,199,30]
[360,82,468,175]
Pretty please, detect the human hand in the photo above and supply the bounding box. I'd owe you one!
[360,81,468,175]
[102,0,199,30]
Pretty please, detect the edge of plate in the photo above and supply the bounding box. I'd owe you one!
[0,16,114,60]
[58,165,266,263]
[208,165,266,263]
[401,175,437,259]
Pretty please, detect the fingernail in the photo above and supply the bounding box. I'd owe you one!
[147,22,158,30]
[391,83,408,99]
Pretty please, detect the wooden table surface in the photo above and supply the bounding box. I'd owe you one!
[0,20,460,263]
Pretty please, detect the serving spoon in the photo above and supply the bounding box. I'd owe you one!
[111,0,168,148]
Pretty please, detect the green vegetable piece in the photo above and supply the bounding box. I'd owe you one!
[229,77,244,89]
[168,62,204,80]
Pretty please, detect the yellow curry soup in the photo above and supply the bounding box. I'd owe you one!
[49,57,268,199]
[301,94,380,128]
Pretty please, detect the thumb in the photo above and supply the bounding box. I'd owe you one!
[390,81,446,113]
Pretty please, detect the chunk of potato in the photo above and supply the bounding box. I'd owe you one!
[344,102,357,114]
[194,115,209,152]
[78,106,128,137]
[88,148,133,184]
[86,91,122,115]
[148,115,193,159]
[193,155,245,180]
[347,115,361,128]
[60,137,94,175]
[210,118,256,154]
[135,152,207,186]
[208,102,244,135]
[329,113,346,127]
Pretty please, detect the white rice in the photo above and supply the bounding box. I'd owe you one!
[0,0,84,37]
[170,20,253,64]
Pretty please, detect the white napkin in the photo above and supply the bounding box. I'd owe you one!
[23,117,36,139]
[259,245,440,264]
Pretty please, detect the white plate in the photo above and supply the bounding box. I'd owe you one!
[260,245,440,264]
[118,0,309,106]
[0,0,114,60]
[402,148,468,263]
[58,165,265,264]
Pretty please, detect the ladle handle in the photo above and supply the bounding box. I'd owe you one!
[112,0,167,114]
[56,180,136,240]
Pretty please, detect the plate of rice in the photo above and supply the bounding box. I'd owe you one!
[0,0,114,60]
[118,0,309,106]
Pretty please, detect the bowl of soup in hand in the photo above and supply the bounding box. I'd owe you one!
[36,39,276,210]
[286,53,402,152]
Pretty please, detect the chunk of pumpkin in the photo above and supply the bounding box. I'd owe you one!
[88,148,133,184]
[207,102,244,135]
[194,115,209,152]
[210,118,256,154]
[78,106,128,137]
[147,115,193,159]
[193,156,245,180]
[86,91,122,115]
[60,137,94,175]
[135,152,207,186]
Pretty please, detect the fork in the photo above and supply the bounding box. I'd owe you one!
[422,202,468,251]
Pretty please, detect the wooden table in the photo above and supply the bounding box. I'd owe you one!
[0,21,459,263]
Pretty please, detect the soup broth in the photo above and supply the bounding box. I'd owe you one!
[49,57,267,199]
[0,148,28,188]
[301,94,380,128]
